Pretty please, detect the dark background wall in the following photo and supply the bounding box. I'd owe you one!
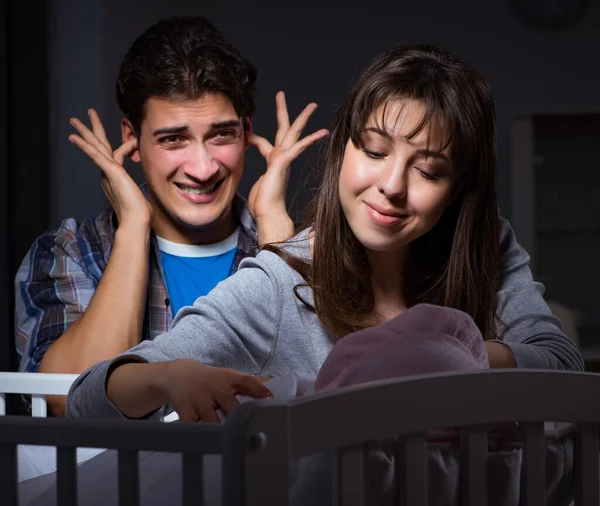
[2,2,51,377]
[0,1,10,373]
[2,0,600,373]
[48,0,600,226]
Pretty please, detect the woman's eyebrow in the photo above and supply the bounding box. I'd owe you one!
[364,126,392,140]
[415,149,451,163]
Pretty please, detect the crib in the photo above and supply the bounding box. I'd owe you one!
[1,369,599,505]
[0,372,79,417]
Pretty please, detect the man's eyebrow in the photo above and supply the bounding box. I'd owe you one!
[209,119,242,130]
[152,119,241,137]
[152,125,189,136]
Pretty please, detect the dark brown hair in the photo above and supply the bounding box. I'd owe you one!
[274,44,499,341]
[116,16,257,134]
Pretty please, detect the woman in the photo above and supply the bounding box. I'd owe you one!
[66,44,582,424]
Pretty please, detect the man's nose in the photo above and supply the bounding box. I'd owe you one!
[181,146,220,182]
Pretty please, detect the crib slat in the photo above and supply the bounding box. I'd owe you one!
[0,443,18,506]
[57,446,78,506]
[520,422,545,506]
[460,426,488,506]
[574,423,600,506]
[395,433,427,506]
[31,394,48,417]
[118,450,140,506]
[182,453,204,506]
[0,392,6,416]
[334,444,365,506]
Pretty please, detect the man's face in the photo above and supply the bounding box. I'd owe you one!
[124,92,248,244]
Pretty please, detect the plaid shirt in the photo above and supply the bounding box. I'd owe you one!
[15,193,258,373]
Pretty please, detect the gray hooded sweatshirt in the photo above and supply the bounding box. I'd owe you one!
[66,217,584,420]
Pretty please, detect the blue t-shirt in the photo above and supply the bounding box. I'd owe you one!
[157,228,239,316]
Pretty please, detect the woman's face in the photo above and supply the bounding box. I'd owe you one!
[339,99,455,255]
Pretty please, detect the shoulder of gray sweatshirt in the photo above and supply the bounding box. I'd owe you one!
[66,217,584,419]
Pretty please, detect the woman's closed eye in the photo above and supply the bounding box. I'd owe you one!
[362,148,387,160]
[415,167,441,181]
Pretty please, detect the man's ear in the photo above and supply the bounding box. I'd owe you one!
[121,118,141,163]
[243,116,253,150]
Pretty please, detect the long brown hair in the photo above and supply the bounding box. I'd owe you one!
[274,45,500,340]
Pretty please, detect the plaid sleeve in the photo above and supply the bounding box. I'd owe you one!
[15,218,102,373]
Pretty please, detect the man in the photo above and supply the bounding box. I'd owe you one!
[15,16,327,416]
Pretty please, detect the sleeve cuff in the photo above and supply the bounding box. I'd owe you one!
[66,356,165,421]
[487,339,540,369]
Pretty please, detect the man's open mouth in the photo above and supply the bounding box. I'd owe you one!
[176,179,225,195]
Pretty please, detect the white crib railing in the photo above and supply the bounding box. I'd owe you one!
[0,372,79,417]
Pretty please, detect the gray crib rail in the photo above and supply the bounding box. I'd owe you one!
[1,369,599,505]
[0,416,223,506]
[225,369,600,506]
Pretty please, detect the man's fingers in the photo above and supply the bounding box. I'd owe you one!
[233,375,273,399]
[87,109,111,153]
[69,117,112,157]
[69,135,119,178]
[247,133,273,159]
[113,138,139,165]
[275,91,290,129]
[291,129,330,156]
[284,103,319,143]
[267,129,329,171]
[274,91,290,145]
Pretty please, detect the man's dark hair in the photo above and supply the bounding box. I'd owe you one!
[116,16,257,134]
